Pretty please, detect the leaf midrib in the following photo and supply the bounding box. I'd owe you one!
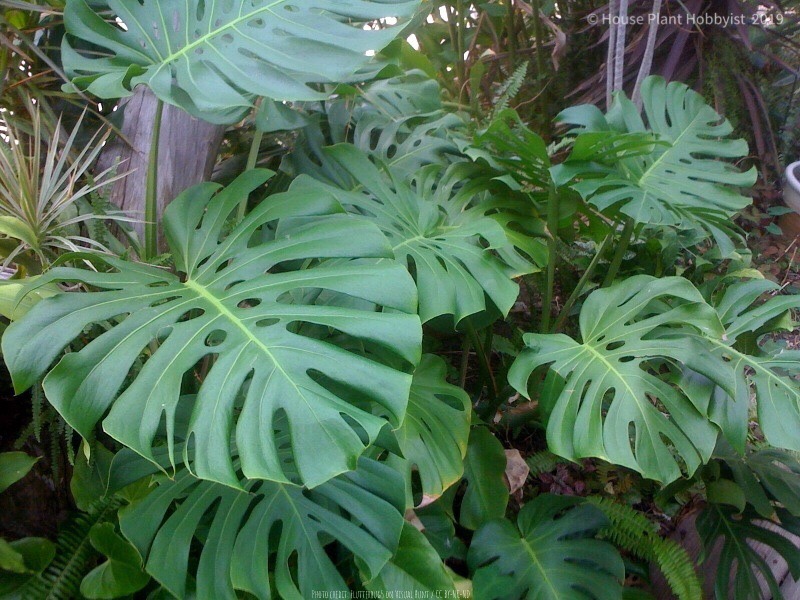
[519,535,560,598]
[158,0,285,66]
[183,278,342,462]
[636,110,702,191]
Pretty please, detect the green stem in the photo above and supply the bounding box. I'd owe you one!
[237,129,264,221]
[602,217,635,287]
[464,320,497,402]
[541,185,559,332]
[552,230,614,332]
[448,2,466,99]
[144,99,164,261]
[531,0,549,126]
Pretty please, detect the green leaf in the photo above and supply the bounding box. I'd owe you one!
[62,0,422,123]
[686,280,800,453]
[391,354,471,504]
[0,277,60,320]
[416,496,467,561]
[468,494,624,600]
[0,537,55,596]
[361,523,456,596]
[0,538,27,573]
[71,443,115,512]
[714,441,800,518]
[0,451,39,493]
[119,458,405,600]
[3,538,55,573]
[0,215,39,248]
[697,504,800,600]
[459,427,509,530]
[706,479,747,513]
[509,275,726,483]
[11,497,121,599]
[2,170,421,489]
[291,145,531,325]
[557,77,756,236]
[80,523,150,599]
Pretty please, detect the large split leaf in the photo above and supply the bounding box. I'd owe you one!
[391,354,471,504]
[2,169,422,489]
[555,76,756,236]
[119,458,406,600]
[508,275,728,483]
[468,494,624,600]
[289,144,531,325]
[685,279,800,454]
[286,70,466,188]
[62,0,421,123]
[697,504,800,600]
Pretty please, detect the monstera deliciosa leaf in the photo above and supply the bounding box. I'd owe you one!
[62,0,421,123]
[697,504,800,600]
[2,170,422,489]
[468,494,624,600]
[286,70,465,187]
[554,76,756,239]
[118,458,406,600]
[509,275,729,484]
[685,279,800,454]
[391,354,471,504]
[289,144,532,325]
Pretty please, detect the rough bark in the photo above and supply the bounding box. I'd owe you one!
[96,86,226,251]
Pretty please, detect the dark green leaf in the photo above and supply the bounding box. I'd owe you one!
[468,494,624,600]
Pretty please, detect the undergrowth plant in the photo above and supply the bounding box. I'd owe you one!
[1,2,799,599]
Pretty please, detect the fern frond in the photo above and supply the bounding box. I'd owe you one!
[586,497,702,600]
[491,61,528,120]
[526,450,561,476]
[31,381,44,442]
[20,497,121,600]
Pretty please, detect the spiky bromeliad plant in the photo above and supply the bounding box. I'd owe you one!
[2,0,800,598]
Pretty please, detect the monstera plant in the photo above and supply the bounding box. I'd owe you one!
[5,0,800,595]
[62,0,423,123]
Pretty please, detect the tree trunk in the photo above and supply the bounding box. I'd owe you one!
[96,86,226,252]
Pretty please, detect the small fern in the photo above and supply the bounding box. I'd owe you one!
[31,381,44,442]
[526,450,561,476]
[586,497,702,600]
[491,61,529,120]
[19,496,122,600]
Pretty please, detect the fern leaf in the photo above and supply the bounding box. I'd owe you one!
[526,450,561,476]
[586,497,702,600]
[492,61,529,120]
[19,497,121,600]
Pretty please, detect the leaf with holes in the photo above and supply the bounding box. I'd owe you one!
[289,144,532,325]
[509,275,728,483]
[2,169,421,489]
[684,279,800,454]
[287,70,465,184]
[697,504,800,600]
[555,76,756,239]
[119,458,405,600]
[390,354,471,504]
[468,494,624,600]
[62,0,421,123]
